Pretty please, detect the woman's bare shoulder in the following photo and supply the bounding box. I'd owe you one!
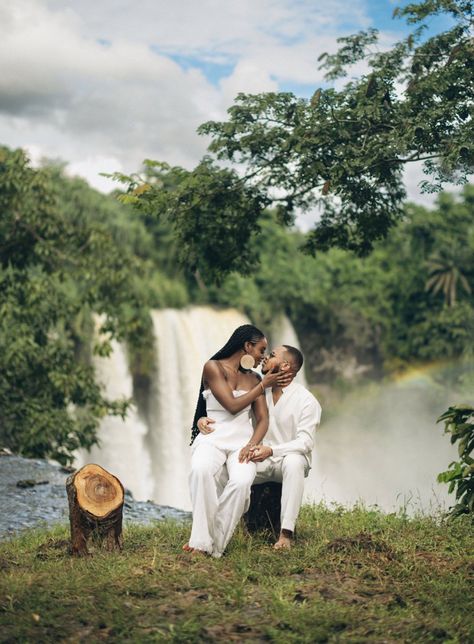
[203,360,221,377]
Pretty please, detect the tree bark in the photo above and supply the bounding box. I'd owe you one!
[66,464,124,556]
[244,482,282,536]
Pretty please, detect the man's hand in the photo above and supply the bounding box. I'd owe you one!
[250,444,273,462]
[197,416,215,435]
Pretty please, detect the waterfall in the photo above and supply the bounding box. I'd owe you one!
[75,333,153,502]
[77,307,306,510]
[146,307,249,509]
[74,308,456,515]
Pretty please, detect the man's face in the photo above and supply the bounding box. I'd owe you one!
[261,346,290,375]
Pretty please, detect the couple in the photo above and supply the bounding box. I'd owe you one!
[184,324,321,558]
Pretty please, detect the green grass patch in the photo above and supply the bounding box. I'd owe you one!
[1,505,473,642]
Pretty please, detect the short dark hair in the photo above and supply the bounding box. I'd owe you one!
[283,345,303,372]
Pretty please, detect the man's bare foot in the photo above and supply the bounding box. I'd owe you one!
[274,529,293,550]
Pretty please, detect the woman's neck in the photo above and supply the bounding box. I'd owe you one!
[220,352,242,372]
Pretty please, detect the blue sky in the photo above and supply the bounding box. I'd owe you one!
[151,1,452,88]
[157,1,453,96]
[0,0,455,202]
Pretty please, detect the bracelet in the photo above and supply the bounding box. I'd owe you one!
[259,381,265,394]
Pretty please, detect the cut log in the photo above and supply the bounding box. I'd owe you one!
[244,482,282,536]
[66,464,124,556]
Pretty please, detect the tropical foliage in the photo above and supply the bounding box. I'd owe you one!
[437,405,474,517]
[210,187,474,382]
[0,148,152,463]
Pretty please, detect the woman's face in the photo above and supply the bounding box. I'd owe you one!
[245,338,267,366]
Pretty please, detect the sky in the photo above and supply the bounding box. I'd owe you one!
[0,0,453,214]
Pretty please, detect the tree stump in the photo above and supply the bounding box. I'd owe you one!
[244,482,282,536]
[66,464,124,556]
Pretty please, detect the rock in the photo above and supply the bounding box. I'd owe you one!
[1,454,191,540]
[16,479,49,488]
[60,465,76,474]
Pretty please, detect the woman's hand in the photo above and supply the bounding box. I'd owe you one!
[239,443,256,463]
[261,369,293,389]
[197,416,215,435]
[250,444,273,462]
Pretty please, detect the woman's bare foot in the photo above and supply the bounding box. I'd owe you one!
[274,529,293,550]
[182,543,208,556]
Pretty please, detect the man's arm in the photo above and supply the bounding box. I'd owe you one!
[270,397,321,458]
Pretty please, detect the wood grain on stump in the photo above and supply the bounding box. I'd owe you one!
[66,464,124,556]
[244,482,282,536]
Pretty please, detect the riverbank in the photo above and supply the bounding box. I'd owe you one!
[0,451,190,540]
[1,506,472,642]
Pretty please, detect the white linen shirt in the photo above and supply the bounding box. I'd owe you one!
[264,381,322,470]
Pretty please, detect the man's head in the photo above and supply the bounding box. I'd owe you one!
[261,345,304,379]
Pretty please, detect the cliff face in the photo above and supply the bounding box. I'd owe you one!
[0,450,190,540]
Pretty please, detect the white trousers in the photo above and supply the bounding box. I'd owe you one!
[188,442,256,557]
[254,454,308,532]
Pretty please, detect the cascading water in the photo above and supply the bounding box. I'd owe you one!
[74,333,154,502]
[76,307,458,515]
[146,307,250,509]
[77,307,306,510]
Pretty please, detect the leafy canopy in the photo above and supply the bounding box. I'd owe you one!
[118,0,473,277]
[197,0,473,257]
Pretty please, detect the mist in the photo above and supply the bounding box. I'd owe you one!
[305,376,463,515]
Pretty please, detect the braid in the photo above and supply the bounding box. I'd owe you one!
[190,324,264,444]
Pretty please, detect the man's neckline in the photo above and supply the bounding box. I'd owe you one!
[271,380,297,396]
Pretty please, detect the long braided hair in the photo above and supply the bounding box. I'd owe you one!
[190,324,265,444]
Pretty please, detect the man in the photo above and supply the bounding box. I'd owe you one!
[198,345,322,550]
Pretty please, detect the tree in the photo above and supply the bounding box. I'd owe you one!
[425,246,472,306]
[116,2,472,279]
[199,1,473,255]
[107,158,269,283]
[0,148,150,463]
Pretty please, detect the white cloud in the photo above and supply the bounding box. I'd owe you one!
[403,161,438,207]
[0,0,453,209]
[0,0,226,187]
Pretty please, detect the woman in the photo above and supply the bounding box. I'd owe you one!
[185,324,288,557]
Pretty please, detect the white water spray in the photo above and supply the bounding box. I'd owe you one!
[146,307,250,509]
[75,333,153,502]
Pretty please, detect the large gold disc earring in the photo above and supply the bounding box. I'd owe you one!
[240,354,255,370]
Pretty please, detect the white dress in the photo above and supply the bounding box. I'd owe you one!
[188,388,257,557]
[192,389,253,451]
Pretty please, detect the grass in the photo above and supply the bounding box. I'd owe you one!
[0,505,473,643]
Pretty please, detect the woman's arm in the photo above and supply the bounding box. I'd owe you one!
[239,391,269,463]
[249,389,269,446]
[203,361,284,415]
